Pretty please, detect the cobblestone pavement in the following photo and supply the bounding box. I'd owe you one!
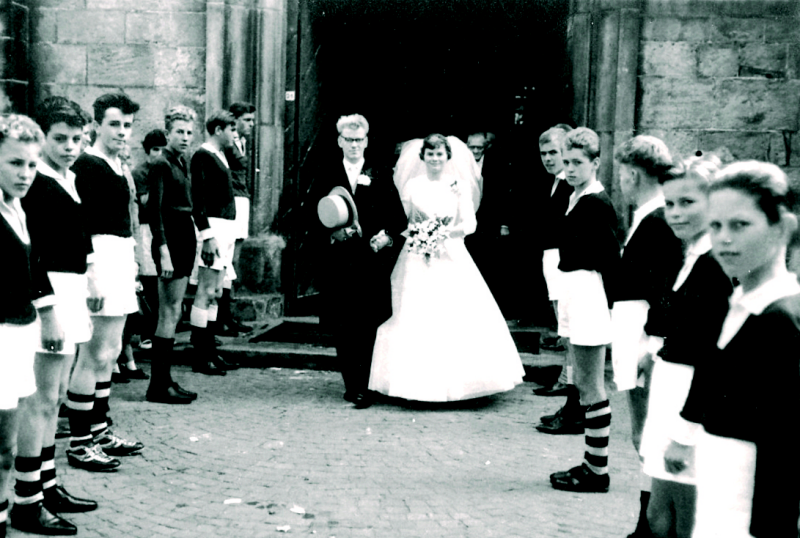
[10,365,644,538]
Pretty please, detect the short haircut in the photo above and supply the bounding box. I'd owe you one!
[614,135,673,179]
[467,132,487,145]
[0,114,45,148]
[539,127,568,148]
[660,153,722,192]
[710,161,792,225]
[553,123,574,132]
[142,129,168,154]
[229,102,256,119]
[563,127,600,160]
[35,97,86,134]
[336,114,369,135]
[205,110,235,135]
[419,133,452,160]
[165,105,197,132]
[92,93,140,123]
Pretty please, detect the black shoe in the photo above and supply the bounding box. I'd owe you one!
[228,319,253,334]
[55,418,71,439]
[172,382,198,400]
[352,392,374,409]
[193,360,227,376]
[217,324,240,337]
[44,485,98,513]
[111,370,130,384]
[536,414,584,435]
[550,464,609,493]
[119,364,148,380]
[533,382,570,396]
[212,355,239,370]
[540,336,566,352]
[95,430,144,456]
[146,385,194,404]
[10,502,78,535]
[343,391,358,403]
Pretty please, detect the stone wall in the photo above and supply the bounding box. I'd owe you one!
[1,0,31,113]
[30,0,206,163]
[637,0,800,183]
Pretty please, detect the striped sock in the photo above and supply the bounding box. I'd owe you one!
[67,390,94,448]
[91,381,112,440]
[583,399,611,475]
[40,445,57,499]
[14,455,43,506]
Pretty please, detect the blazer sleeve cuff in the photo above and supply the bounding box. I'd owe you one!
[198,227,215,241]
[33,294,57,310]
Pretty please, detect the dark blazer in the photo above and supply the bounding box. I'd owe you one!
[657,252,732,367]
[190,147,236,233]
[611,208,684,337]
[0,216,53,325]
[681,292,800,538]
[74,152,132,238]
[225,139,250,199]
[310,159,408,328]
[472,153,511,240]
[147,146,193,246]
[538,176,573,251]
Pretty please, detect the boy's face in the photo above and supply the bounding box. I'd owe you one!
[95,107,134,157]
[539,141,563,176]
[235,113,255,138]
[81,124,93,152]
[467,135,486,162]
[0,139,41,203]
[562,147,599,190]
[167,119,194,155]
[216,124,237,149]
[147,146,164,164]
[43,122,83,172]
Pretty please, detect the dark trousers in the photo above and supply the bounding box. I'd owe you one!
[335,324,379,395]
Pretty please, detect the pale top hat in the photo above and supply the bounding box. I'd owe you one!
[318,186,361,235]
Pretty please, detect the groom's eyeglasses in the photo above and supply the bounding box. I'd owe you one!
[341,136,366,144]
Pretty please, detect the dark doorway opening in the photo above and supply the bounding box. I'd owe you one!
[284,0,572,315]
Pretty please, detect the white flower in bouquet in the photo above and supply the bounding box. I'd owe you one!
[402,215,453,262]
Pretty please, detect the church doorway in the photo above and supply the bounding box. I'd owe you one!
[283,0,572,316]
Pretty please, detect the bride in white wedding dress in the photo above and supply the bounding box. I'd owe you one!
[368,134,524,402]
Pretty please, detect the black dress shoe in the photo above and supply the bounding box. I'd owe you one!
[111,370,130,384]
[533,382,570,396]
[212,355,239,370]
[352,393,374,409]
[536,414,584,435]
[44,485,98,513]
[172,383,198,400]
[11,502,78,535]
[192,360,227,376]
[146,385,194,404]
[119,364,148,380]
[343,391,358,403]
[550,464,609,493]
[217,323,240,337]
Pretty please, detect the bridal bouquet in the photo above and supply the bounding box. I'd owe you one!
[403,215,452,262]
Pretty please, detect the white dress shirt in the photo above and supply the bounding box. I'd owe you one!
[566,178,604,215]
[343,158,365,192]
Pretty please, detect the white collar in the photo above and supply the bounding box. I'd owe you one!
[550,170,565,196]
[37,160,81,203]
[0,196,29,243]
[84,145,123,176]
[626,193,665,245]
[343,158,364,171]
[687,233,712,258]
[566,179,604,214]
[672,234,713,291]
[732,269,800,317]
[201,142,229,169]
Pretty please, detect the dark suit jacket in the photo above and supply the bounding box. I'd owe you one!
[309,159,408,329]
[225,139,250,199]
[472,153,511,240]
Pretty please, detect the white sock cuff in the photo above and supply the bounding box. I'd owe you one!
[190,306,209,328]
[207,304,218,322]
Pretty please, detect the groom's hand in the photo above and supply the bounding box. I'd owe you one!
[369,230,392,252]
[331,226,358,242]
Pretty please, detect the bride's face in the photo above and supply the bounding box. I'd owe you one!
[423,146,448,173]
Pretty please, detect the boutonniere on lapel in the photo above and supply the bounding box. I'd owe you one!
[357,174,372,187]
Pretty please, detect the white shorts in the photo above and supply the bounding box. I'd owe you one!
[233,197,250,239]
[557,270,612,346]
[88,235,139,317]
[542,249,565,300]
[0,321,38,410]
[138,223,158,277]
[36,272,93,355]
[197,218,236,272]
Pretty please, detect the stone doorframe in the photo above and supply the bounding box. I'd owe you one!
[568,0,642,216]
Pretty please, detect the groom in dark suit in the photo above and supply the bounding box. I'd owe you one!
[311,114,407,408]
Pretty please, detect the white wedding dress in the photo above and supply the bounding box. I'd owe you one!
[368,167,524,402]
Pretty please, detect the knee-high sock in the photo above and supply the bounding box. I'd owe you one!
[14,455,42,506]
[0,498,8,529]
[90,381,112,439]
[40,445,57,500]
[149,336,175,389]
[634,490,652,534]
[66,390,94,448]
[583,400,611,475]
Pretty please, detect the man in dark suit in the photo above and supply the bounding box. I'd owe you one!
[310,114,407,409]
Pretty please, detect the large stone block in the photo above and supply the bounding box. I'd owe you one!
[32,8,56,43]
[641,41,696,77]
[713,78,800,130]
[125,12,205,47]
[638,76,716,129]
[86,0,205,11]
[696,130,771,161]
[642,17,708,42]
[154,47,205,88]
[739,43,788,75]
[697,45,739,77]
[707,17,765,43]
[646,0,793,18]
[57,10,124,44]
[238,233,286,295]
[788,44,800,79]
[767,131,790,166]
[87,45,155,86]
[33,43,87,84]
[636,128,699,159]
[764,14,800,43]
[34,0,85,8]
